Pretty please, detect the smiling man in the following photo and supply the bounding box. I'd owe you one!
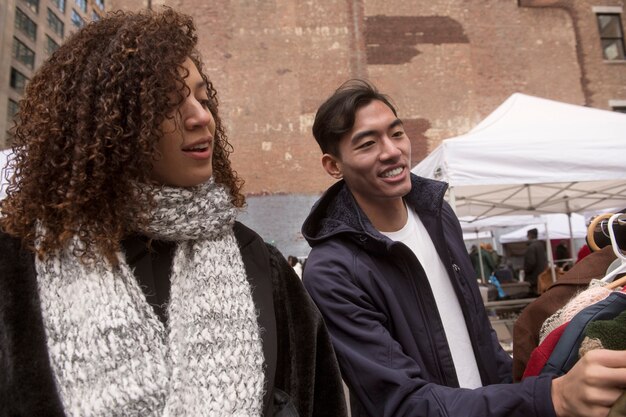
[301,79,626,417]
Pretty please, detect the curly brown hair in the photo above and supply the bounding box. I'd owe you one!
[0,8,245,263]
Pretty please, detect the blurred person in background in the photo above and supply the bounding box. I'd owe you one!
[524,228,548,296]
[288,255,303,279]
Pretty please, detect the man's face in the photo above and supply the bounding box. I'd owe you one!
[151,57,216,187]
[322,100,412,212]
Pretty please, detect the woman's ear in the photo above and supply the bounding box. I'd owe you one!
[321,153,343,179]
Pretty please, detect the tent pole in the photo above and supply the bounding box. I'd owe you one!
[566,201,574,266]
[477,243,485,283]
[544,218,556,284]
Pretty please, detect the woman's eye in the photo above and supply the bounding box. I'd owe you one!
[199,99,211,108]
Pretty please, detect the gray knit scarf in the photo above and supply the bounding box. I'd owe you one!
[35,179,265,417]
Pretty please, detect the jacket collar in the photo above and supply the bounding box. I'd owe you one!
[302,174,448,249]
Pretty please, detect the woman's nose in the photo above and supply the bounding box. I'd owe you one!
[186,101,214,130]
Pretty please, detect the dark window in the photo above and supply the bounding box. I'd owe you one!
[46,35,60,55]
[15,8,37,41]
[71,9,85,28]
[613,106,626,113]
[75,0,87,13]
[10,68,29,93]
[51,0,66,13]
[597,13,626,60]
[48,8,64,38]
[21,0,39,14]
[7,99,20,121]
[95,0,104,11]
[12,37,35,69]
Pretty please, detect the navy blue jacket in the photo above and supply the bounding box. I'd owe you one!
[302,175,556,417]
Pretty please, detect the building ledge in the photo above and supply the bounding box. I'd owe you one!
[518,0,561,8]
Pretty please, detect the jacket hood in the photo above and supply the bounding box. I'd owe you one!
[302,174,448,250]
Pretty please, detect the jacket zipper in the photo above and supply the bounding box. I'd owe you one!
[448,253,489,384]
[398,243,449,385]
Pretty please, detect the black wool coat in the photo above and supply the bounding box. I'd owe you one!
[0,222,347,417]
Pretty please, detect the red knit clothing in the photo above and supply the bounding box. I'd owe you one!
[523,322,569,379]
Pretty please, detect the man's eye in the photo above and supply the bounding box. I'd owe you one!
[392,130,405,137]
[357,141,375,149]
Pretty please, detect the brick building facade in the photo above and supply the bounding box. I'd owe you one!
[1,0,107,147]
[4,0,625,254]
[108,0,625,197]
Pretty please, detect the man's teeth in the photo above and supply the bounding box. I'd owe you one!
[382,167,403,178]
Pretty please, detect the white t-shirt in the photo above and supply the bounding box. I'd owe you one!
[381,206,482,389]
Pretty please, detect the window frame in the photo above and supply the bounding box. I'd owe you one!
[45,35,60,55]
[21,0,39,14]
[75,0,87,14]
[47,8,65,39]
[51,0,66,13]
[71,9,85,28]
[15,7,38,41]
[7,99,20,121]
[12,37,36,69]
[596,13,626,61]
[10,67,29,93]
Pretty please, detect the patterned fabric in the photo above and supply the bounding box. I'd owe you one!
[539,282,611,344]
[578,310,626,417]
[512,246,617,382]
[35,179,265,416]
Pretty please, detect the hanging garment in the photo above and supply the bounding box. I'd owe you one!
[512,246,617,381]
[537,267,564,295]
[522,322,569,379]
[540,291,626,377]
[579,309,626,355]
[539,284,613,344]
[577,310,626,417]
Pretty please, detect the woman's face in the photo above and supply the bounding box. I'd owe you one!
[151,57,216,187]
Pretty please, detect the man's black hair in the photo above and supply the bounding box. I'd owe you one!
[312,79,397,156]
[527,228,538,239]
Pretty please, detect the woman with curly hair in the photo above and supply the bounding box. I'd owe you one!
[0,8,346,417]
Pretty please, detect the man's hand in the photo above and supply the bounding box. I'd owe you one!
[551,349,626,417]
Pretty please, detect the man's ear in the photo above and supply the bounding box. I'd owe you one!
[321,153,343,179]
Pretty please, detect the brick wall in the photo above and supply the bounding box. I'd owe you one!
[110,0,624,196]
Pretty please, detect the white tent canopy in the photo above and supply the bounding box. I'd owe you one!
[462,230,492,241]
[459,214,554,232]
[412,93,626,219]
[460,214,544,243]
[498,213,587,243]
